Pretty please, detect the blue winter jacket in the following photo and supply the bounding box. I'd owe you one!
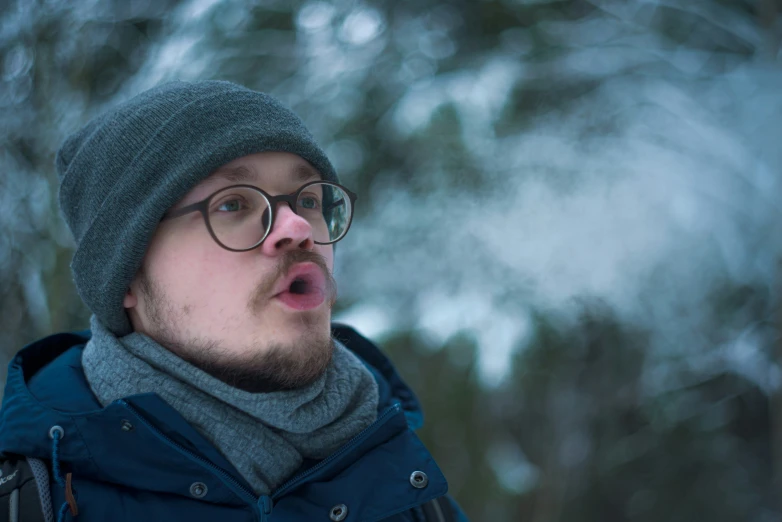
[0,324,467,522]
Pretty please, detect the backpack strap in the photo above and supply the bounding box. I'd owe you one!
[421,495,459,522]
[0,455,52,522]
[25,460,52,522]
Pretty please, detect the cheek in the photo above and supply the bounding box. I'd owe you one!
[155,254,257,318]
[145,233,242,298]
[153,255,210,296]
[318,245,335,272]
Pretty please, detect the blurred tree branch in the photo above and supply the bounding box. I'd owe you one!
[773,259,782,512]
[759,0,781,59]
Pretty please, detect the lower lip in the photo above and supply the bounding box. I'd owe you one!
[274,290,325,311]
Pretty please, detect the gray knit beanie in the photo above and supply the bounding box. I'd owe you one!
[56,80,338,336]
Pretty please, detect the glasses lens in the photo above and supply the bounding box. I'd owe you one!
[207,187,271,250]
[296,183,352,244]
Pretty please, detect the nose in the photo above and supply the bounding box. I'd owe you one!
[260,201,315,256]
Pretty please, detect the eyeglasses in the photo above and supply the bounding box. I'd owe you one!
[161,181,357,252]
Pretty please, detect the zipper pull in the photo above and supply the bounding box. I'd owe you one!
[258,495,273,521]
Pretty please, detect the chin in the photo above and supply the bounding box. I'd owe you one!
[266,310,331,338]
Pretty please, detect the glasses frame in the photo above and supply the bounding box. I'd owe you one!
[161,180,358,252]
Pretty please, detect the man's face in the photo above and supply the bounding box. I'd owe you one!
[124,152,337,393]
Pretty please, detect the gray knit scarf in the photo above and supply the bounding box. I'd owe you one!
[82,316,379,495]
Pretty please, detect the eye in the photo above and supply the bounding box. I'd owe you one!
[298,194,322,211]
[215,198,245,212]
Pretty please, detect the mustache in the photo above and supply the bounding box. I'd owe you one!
[250,250,337,310]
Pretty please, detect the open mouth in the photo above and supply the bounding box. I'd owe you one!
[273,263,327,311]
[289,277,311,295]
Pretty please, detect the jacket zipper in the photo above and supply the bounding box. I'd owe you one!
[431,497,446,522]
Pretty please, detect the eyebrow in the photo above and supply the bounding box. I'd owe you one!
[292,164,323,183]
[206,165,257,186]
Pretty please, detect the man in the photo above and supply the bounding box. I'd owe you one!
[0,81,467,522]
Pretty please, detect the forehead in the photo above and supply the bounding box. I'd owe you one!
[183,152,322,202]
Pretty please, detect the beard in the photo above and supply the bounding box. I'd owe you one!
[135,250,337,394]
